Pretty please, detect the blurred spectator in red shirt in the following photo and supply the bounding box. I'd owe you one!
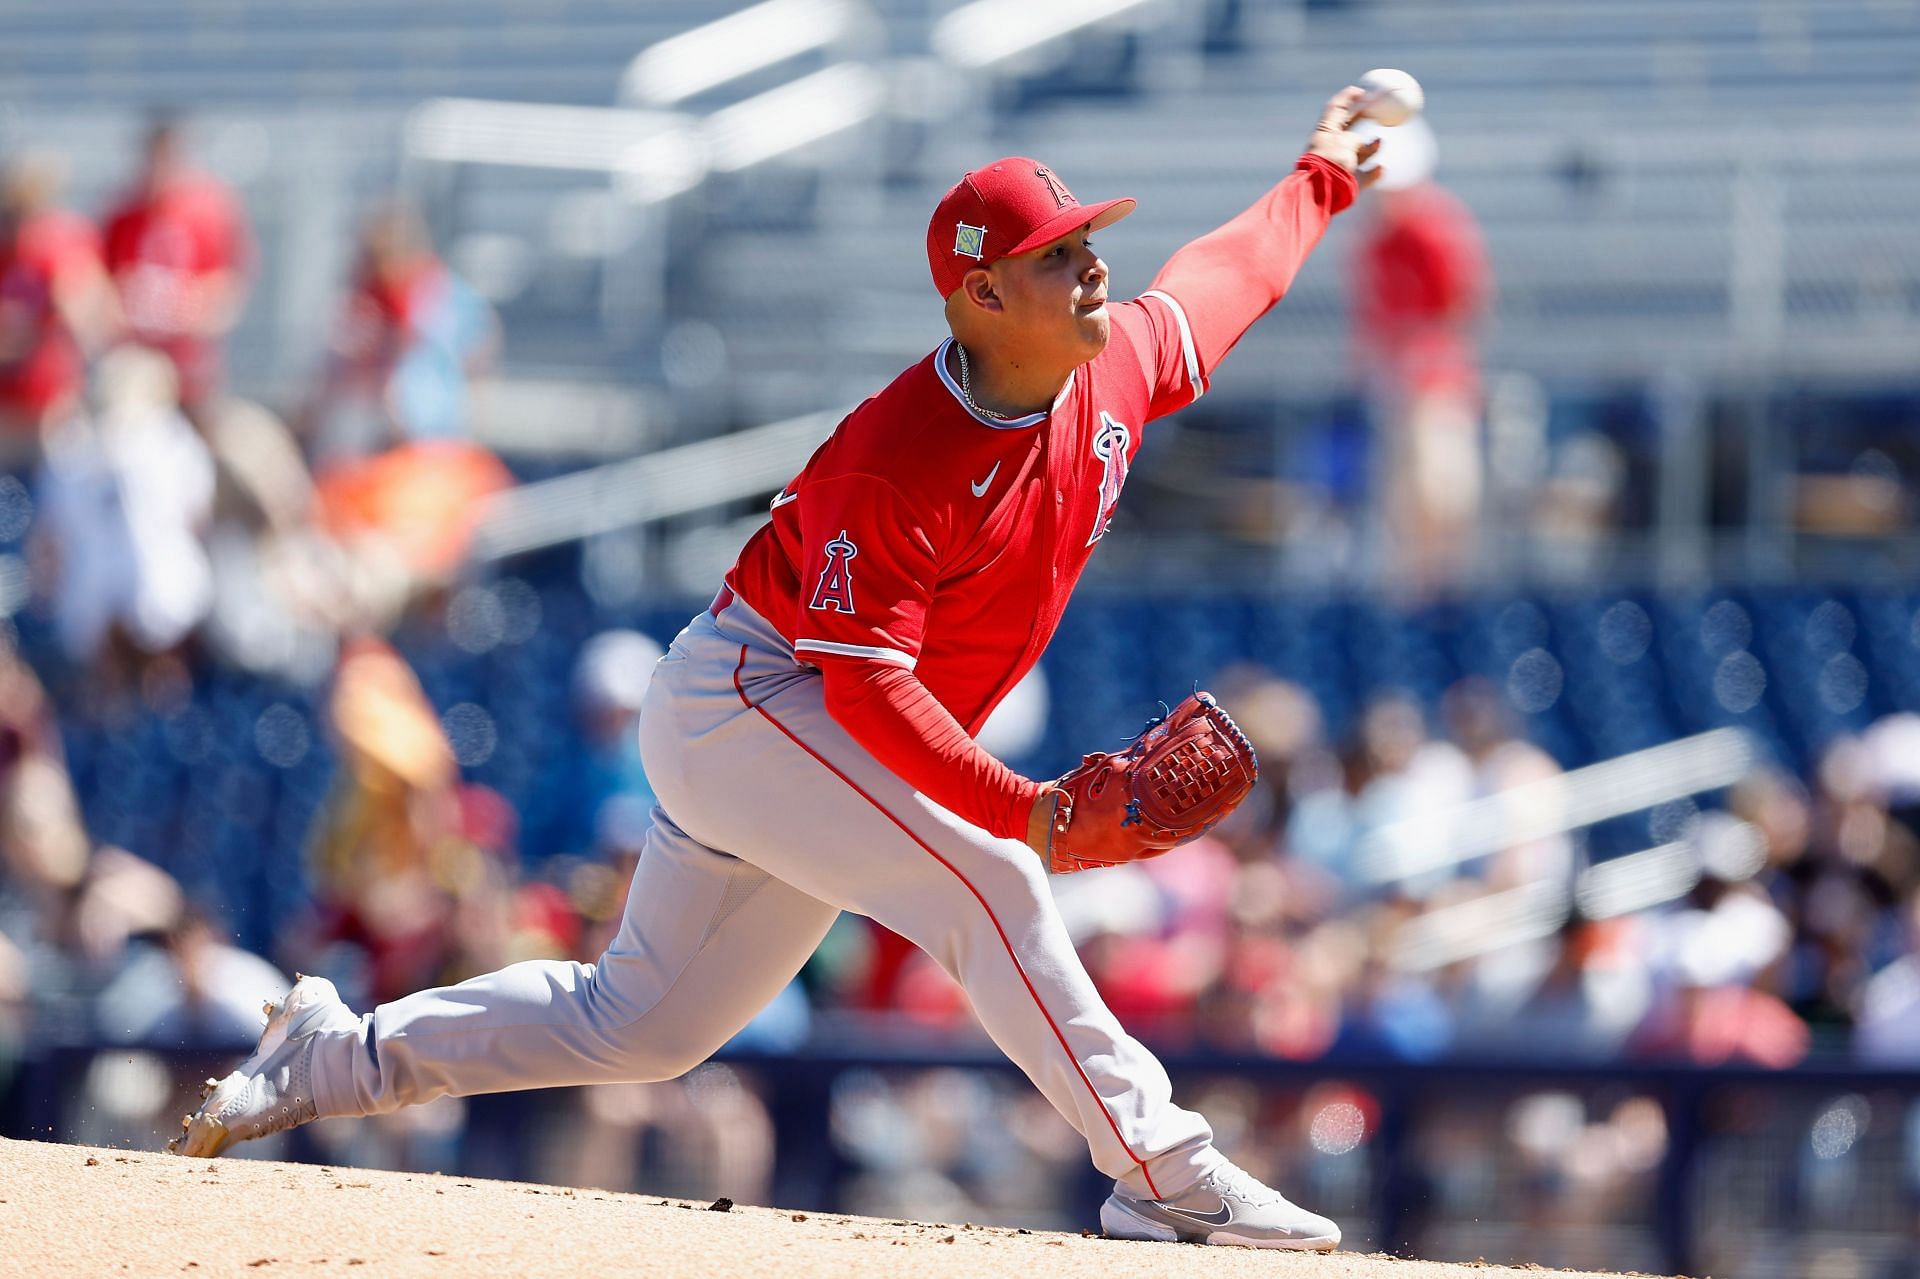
[1351,119,1491,598]
[303,204,498,465]
[102,116,253,427]
[0,153,117,465]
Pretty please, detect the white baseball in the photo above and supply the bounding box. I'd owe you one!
[1356,68,1424,127]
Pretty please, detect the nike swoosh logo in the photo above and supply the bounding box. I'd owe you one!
[770,489,799,509]
[1160,1202,1234,1227]
[970,461,1001,498]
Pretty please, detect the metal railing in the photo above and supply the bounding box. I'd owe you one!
[471,407,838,561]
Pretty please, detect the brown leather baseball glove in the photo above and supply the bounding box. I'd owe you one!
[1043,691,1259,874]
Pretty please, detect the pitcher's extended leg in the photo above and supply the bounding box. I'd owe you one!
[308,808,838,1118]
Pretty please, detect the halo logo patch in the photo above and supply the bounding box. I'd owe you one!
[808,530,859,614]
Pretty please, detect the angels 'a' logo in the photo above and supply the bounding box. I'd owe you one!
[1034,165,1074,210]
[808,530,859,613]
[1088,412,1132,545]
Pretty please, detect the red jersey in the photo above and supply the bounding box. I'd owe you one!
[0,209,101,421]
[1353,181,1488,397]
[728,292,1202,735]
[724,154,1355,838]
[103,173,251,402]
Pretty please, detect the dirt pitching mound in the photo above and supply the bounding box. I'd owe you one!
[1,1137,1665,1278]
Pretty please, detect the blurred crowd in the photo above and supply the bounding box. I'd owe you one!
[0,113,546,1163]
[2,118,506,693]
[0,117,527,1101]
[784,667,1920,1075]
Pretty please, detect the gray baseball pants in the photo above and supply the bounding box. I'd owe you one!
[309,593,1219,1199]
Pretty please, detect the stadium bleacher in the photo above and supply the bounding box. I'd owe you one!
[6,0,1917,418]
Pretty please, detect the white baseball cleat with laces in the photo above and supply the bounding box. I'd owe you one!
[1101,1159,1341,1251]
[168,973,359,1159]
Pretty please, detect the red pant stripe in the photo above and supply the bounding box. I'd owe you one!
[732,644,1161,1199]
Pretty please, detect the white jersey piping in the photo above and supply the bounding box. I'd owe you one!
[1139,289,1207,401]
[793,638,919,669]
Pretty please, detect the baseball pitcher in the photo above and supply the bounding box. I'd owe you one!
[176,89,1383,1251]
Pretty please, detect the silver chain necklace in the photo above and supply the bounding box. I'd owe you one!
[953,341,1017,421]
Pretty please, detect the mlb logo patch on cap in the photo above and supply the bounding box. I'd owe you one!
[953,222,987,260]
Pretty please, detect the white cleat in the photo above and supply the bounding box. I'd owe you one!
[1100,1159,1341,1251]
[168,974,358,1159]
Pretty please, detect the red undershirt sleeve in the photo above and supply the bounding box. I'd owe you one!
[818,657,1045,842]
[1145,153,1358,379]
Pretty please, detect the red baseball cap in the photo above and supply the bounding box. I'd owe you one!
[926,156,1135,298]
